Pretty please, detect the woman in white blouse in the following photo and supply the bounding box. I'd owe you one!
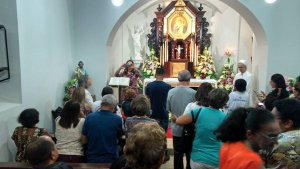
[55,101,85,162]
[184,82,213,114]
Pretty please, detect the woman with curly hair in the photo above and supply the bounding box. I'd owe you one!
[12,108,49,162]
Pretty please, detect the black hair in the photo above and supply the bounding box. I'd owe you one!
[25,138,54,166]
[126,60,134,65]
[235,79,247,92]
[294,82,300,93]
[101,86,114,97]
[216,108,275,142]
[264,94,278,111]
[271,73,286,89]
[273,99,300,128]
[59,101,80,129]
[156,67,164,76]
[78,61,83,66]
[18,109,39,128]
[195,82,213,107]
[296,75,300,83]
[208,88,229,109]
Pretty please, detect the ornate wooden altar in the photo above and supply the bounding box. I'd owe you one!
[147,0,211,77]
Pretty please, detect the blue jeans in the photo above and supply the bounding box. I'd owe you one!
[173,136,191,169]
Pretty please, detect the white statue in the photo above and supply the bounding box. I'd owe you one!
[131,25,144,61]
[175,45,183,59]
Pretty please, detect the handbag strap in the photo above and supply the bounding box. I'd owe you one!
[191,108,202,123]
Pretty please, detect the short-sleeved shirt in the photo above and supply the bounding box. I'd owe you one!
[125,117,158,136]
[183,102,202,114]
[82,110,123,163]
[227,91,249,113]
[188,107,225,167]
[220,141,263,169]
[167,86,196,137]
[55,117,85,156]
[146,81,171,120]
[11,126,46,162]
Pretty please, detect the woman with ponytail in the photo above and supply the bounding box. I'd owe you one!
[215,108,280,169]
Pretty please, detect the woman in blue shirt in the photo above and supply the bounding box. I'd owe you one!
[176,88,229,169]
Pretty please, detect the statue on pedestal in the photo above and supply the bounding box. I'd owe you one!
[131,25,144,61]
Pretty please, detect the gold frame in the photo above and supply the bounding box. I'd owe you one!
[167,10,192,40]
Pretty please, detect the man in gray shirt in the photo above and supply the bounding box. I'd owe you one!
[167,70,196,169]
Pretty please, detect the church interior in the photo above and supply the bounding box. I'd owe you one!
[0,0,300,167]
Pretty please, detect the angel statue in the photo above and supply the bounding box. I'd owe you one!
[131,25,144,61]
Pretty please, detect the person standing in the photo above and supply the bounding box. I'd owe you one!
[233,60,253,105]
[81,94,123,163]
[146,67,171,131]
[167,70,196,169]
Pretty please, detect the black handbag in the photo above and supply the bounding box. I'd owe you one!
[182,108,201,152]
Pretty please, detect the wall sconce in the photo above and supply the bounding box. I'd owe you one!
[224,49,232,57]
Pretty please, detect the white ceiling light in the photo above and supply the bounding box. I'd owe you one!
[265,0,277,4]
[111,0,124,7]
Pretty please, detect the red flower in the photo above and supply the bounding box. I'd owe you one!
[201,73,205,79]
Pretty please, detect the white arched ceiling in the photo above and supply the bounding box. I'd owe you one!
[106,0,268,91]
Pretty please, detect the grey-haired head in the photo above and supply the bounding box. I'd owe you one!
[178,70,191,82]
[101,94,118,107]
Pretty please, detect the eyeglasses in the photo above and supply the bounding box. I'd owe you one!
[258,132,278,142]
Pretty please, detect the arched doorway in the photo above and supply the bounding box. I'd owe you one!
[106,0,268,91]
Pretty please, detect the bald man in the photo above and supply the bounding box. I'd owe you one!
[26,136,72,169]
[233,60,253,106]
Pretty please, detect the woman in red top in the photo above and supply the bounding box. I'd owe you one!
[215,108,280,169]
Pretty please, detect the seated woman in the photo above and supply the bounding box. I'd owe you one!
[268,99,300,168]
[111,122,166,169]
[11,108,49,163]
[55,101,85,163]
[257,73,289,110]
[121,88,137,120]
[71,87,90,117]
[176,88,229,169]
[215,108,280,169]
[124,95,157,137]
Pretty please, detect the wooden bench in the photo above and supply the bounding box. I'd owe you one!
[0,162,111,169]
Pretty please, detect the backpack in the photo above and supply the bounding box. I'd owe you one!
[182,108,201,152]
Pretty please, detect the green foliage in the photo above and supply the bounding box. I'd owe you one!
[63,78,78,102]
[141,48,160,78]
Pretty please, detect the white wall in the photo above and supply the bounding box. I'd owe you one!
[0,0,74,161]
[0,0,22,103]
[72,0,137,99]
[110,2,254,78]
[240,0,300,91]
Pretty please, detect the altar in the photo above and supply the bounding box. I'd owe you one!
[147,0,212,78]
[143,78,217,94]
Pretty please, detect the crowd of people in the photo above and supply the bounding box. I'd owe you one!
[10,60,300,169]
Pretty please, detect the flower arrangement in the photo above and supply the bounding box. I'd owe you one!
[63,78,78,102]
[141,48,160,78]
[194,47,217,79]
[286,77,296,95]
[218,57,235,92]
